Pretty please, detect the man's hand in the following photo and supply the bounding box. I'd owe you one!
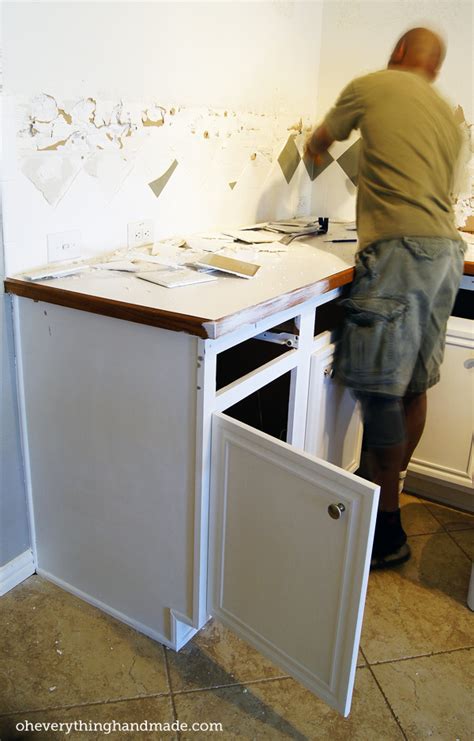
[304,124,334,165]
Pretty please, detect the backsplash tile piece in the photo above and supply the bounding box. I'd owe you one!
[303,149,334,181]
[277,136,301,184]
[336,139,360,186]
[149,159,179,198]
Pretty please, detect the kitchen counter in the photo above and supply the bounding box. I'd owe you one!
[5,235,473,339]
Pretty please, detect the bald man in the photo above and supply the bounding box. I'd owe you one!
[306,28,465,569]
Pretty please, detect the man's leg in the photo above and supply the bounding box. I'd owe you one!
[369,390,427,508]
[369,442,406,512]
[401,391,427,471]
[357,394,412,567]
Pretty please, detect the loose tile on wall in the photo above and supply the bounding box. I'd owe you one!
[277,135,302,184]
[0,576,169,715]
[149,159,179,198]
[302,149,334,181]
[361,533,474,664]
[372,649,474,741]
[174,669,404,740]
[336,139,360,185]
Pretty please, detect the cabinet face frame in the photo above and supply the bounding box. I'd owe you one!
[305,335,363,472]
[192,289,379,715]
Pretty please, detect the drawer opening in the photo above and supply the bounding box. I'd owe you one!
[216,321,297,391]
[314,289,348,337]
[451,288,474,320]
[222,371,291,443]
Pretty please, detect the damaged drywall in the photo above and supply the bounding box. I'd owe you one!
[16,93,315,206]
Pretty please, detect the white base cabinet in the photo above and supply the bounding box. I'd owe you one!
[12,288,377,716]
[407,315,473,510]
[305,334,363,472]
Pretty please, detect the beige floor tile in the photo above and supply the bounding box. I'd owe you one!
[174,669,404,740]
[423,500,474,531]
[361,533,474,664]
[0,576,169,715]
[450,528,474,561]
[399,493,443,536]
[0,696,177,741]
[166,619,287,693]
[372,649,474,741]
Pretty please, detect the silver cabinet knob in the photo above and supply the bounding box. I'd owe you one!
[328,503,346,520]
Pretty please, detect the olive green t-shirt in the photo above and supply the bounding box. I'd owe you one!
[322,69,461,251]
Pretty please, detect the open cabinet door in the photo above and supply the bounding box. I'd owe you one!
[208,413,379,717]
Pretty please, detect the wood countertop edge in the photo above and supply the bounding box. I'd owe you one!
[4,278,211,338]
[203,267,355,338]
[464,260,474,275]
[5,260,471,337]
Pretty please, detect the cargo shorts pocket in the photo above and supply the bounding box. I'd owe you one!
[336,296,407,386]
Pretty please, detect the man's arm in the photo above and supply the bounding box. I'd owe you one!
[304,124,335,165]
[305,80,362,164]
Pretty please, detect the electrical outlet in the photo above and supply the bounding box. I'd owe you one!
[47,230,82,263]
[127,219,154,249]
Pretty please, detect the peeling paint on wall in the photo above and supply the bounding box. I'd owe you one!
[17,93,315,205]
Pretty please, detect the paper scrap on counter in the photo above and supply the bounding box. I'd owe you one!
[92,260,140,272]
[185,235,235,253]
[254,241,288,253]
[136,268,218,288]
[151,237,186,255]
[24,264,90,281]
[223,229,280,244]
[192,253,260,279]
[131,254,181,269]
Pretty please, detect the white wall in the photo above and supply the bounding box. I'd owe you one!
[2,1,325,275]
[311,0,473,221]
[1,208,31,567]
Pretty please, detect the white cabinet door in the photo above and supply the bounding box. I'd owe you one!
[409,317,473,489]
[305,341,363,472]
[208,413,379,717]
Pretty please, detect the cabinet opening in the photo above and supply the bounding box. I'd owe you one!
[451,288,474,320]
[222,372,291,442]
[314,288,349,337]
[216,321,297,391]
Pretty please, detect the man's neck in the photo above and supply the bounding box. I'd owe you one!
[387,64,433,82]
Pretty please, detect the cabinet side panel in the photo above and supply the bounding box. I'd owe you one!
[17,298,197,643]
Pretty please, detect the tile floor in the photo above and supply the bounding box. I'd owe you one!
[0,494,473,740]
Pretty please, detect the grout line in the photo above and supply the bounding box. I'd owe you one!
[163,646,181,741]
[444,529,473,561]
[0,691,173,719]
[171,674,290,696]
[363,644,474,668]
[366,663,408,741]
[359,644,369,667]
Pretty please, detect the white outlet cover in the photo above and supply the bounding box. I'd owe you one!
[47,230,82,263]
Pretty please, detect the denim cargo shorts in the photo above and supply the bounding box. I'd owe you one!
[334,236,466,398]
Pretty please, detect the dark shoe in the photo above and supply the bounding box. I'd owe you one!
[371,542,411,570]
[371,509,411,570]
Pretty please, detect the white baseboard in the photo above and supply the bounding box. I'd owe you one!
[0,549,35,596]
[37,568,181,650]
[405,474,474,513]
